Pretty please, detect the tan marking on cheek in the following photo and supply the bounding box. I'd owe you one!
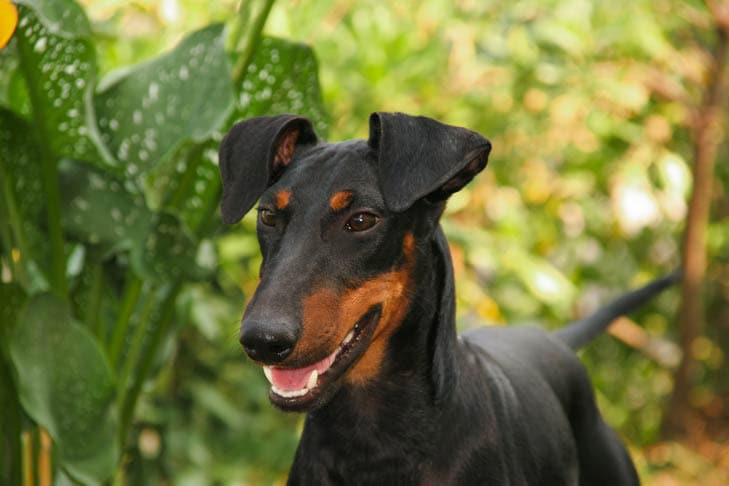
[346,232,416,384]
[285,232,416,381]
[275,190,291,209]
[289,287,342,363]
[343,269,411,384]
[329,191,353,211]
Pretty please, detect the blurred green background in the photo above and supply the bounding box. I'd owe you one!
[0,0,727,484]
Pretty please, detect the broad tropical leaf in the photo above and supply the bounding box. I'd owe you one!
[95,24,234,176]
[9,293,119,484]
[13,0,109,164]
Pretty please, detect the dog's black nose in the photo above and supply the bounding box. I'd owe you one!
[239,321,298,364]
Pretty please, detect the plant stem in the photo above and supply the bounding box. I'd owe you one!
[119,282,181,443]
[39,147,68,299]
[21,430,33,486]
[0,356,22,486]
[38,428,51,486]
[228,0,253,52]
[108,275,143,368]
[663,15,729,437]
[0,159,30,287]
[232,0,276,85]
[116,291,156,411]
[85,262,106,341]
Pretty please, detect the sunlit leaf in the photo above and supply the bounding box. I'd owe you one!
[95,24,234,175]
[146,35,330,232]
[236,36,329,136]
[9,293,119,483]
[500,248,577,312]
[611,167,660,236]
[13,0,109,163]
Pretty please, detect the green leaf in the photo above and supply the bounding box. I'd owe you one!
[9,293,119,484]
[0,108,50,291]
[59,159,153,248]
[13,1,109,164]
[500,248,577,312]
[0,283,26,349]
[0,41,31,115]
[0,108,43,222]
[237,36,329,136]
[144,139,222,232]
[15,0,92,38]
[95,24,234,175]
[131,212,201,283]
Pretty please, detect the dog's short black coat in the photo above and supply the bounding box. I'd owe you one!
[218,113,675,485]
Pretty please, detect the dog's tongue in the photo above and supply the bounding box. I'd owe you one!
[270,362,319,391]
[268,351,336,391]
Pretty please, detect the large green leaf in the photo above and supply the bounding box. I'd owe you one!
[144,36,329,233]
[9,293,119,484]
[130,212,202,283]
[95,24,234,176]
[59,159,152,249]
[13,0,109,164]
[58,160,205,282]
[236,36,329,136]
[143,139,222,232]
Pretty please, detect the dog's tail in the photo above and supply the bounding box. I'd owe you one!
[554,271,680,350]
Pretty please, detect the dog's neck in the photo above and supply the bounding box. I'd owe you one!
[303,226,459,454]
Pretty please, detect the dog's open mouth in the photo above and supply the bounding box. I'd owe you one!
[261,306,381,411]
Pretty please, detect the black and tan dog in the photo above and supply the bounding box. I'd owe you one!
[218,113,674,485]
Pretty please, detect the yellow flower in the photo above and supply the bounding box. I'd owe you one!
[0,0,18,50]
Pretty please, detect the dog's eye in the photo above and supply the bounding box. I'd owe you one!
[259,208,277,226]
[345,212,379,232]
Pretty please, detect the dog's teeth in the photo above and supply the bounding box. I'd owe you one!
[306,369,318,390]
[263,366,273,384]
[272,385,308,398]
[343,330,355,345]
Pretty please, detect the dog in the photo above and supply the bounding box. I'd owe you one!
[218,112,675,485]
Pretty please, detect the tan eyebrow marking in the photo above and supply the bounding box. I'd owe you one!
[275,190,291,209]
[329,191,353,211]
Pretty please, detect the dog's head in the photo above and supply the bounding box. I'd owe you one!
[219,113,491,411]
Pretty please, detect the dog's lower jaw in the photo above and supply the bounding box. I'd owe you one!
[264,307,382,412]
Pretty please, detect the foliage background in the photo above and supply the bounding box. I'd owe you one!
[1,0,727,484]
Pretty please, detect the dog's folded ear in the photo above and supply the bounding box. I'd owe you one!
[218,115,317,224]
[368,112,492,212]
